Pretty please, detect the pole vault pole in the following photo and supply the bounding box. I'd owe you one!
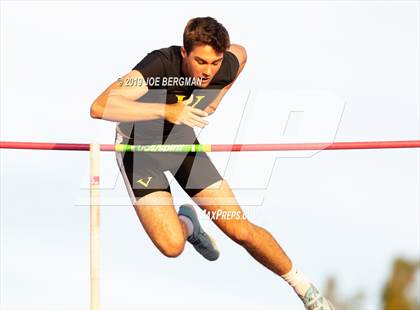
[90,144,100,310]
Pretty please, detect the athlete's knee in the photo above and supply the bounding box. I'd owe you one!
[156,234,185,258]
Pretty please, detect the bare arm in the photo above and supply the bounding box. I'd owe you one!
[90,70,164,122]
[203,44,247,115]
[90,70,208,128]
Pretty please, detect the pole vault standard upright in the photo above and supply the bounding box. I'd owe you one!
[1,139,420,310]
[90,144,100,310]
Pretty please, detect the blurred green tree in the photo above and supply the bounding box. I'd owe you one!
[323,276,365,309]
[382,257,419,310]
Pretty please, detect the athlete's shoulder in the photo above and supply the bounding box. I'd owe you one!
[227,44,247,68]
[132,46,181,77]
[152,45,181,64]
[209,44,245,86]
[228,44,247,64]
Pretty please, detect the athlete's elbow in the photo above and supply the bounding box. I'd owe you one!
[204,105,216,116]
[90,102,103,119]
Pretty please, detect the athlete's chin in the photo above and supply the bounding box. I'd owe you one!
[198,78,212,88]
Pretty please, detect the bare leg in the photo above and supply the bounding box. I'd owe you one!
[192,179,292,276]
[133,190,188,257]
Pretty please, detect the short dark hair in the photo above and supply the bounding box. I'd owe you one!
[183,17,230,54]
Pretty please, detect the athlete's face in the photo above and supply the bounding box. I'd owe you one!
[181,44,223,88]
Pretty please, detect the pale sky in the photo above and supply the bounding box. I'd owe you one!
[1,1,419,310]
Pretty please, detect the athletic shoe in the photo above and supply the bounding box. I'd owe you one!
[178,204,220,261]
[301,284,335,310]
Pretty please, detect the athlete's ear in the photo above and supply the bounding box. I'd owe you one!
[180,47,187,59]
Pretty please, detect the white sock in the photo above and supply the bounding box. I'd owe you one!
[281,264,312,298]
[178,215,194,237]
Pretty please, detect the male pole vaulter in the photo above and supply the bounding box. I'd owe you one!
[90,17,334,310]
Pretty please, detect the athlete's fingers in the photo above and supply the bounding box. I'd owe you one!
[190,108,209,117]
[191,118,207,128]
[184,118,206,129]
[187,118,206,128]
[190,114,209,126]
[183,120,196,129]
